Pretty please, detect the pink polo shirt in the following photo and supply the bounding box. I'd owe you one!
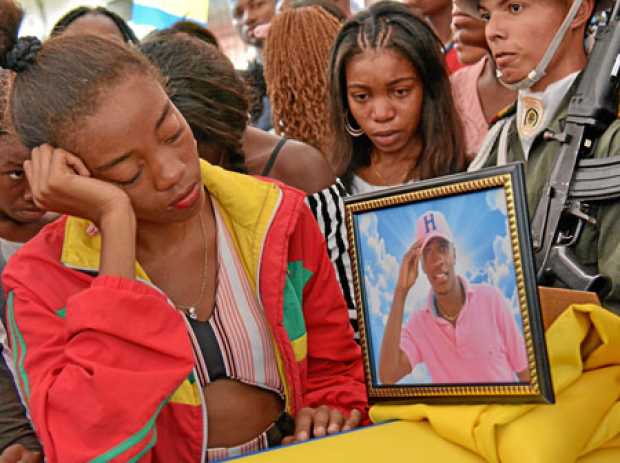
[400,278,528,384]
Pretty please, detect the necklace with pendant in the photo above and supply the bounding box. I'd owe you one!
[175,209,208,320]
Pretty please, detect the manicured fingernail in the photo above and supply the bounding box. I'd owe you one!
[314,426,326,437]
[297,431,309,441]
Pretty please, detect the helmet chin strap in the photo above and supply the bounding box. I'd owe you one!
[496,0,585,91]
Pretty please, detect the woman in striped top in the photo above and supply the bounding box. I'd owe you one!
[140,32,359,339]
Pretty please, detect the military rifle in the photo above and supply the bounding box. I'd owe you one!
[531,0,620,298]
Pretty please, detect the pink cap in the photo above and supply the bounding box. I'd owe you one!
[415,210,453,251]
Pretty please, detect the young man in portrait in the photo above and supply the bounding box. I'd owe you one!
[379,210,529,385]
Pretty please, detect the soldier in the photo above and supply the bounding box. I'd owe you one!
[467,0,620,313]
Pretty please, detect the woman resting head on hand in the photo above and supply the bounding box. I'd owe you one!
[328,1,466,194]
[3,34,366,462]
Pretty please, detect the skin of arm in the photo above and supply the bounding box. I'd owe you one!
[98,201,136,279]
[0,444,41,463]
[379,286,413,384]
[0,352,42,461]
[243,127,336,194]
[379,241,422,384]
[271,140,336,194]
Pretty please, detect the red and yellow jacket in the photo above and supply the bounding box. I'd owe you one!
[2,161,367,462]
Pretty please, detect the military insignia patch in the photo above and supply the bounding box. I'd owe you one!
[519,96,544,137]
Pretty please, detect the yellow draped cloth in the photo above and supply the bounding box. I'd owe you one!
[241,305,619,462]
[369,304,620,462]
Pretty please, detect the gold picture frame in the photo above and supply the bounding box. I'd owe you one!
[345,164,553,404]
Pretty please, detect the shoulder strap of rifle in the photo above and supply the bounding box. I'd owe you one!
[497,117,514,166]
[468,116,515,171]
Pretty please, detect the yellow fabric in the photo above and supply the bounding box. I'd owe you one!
[368,304,620,463]
[230,304,619,462]
[290,333,308,362]
[200,160,282,292]
[61,161,281,288]
[168,378,202,406]
[59,160,294,412]
[61,217,150,280]
[240,421,485,462]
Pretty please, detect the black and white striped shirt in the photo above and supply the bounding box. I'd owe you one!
[305,179,358,340]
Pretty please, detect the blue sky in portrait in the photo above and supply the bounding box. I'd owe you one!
[354,187,525,385]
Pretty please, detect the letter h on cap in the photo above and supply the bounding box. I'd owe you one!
[424,213,437,234]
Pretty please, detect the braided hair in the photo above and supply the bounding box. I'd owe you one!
[290,0,347,21]
[328,1,465,188]
[51,6,139,45]
[263,5,341,160]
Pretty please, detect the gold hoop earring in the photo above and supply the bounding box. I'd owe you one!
[344,111,364,137]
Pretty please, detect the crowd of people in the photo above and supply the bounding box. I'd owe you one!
[0,0,617,461]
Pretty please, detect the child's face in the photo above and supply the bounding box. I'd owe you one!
[345,48,424,156]
[0,135,45,224]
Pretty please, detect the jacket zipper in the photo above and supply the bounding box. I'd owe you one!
[182,316,209,462]
[253,190,298,414]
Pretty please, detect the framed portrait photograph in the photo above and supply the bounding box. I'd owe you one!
[345,163,554,404]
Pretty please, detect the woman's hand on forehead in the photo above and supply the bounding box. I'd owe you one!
[23,144,133,226]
